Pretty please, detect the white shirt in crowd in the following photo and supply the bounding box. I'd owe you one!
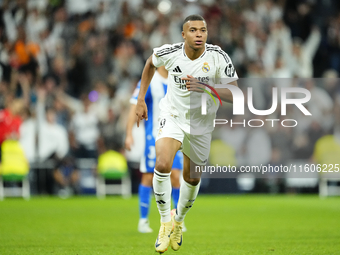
[20,102,69,163]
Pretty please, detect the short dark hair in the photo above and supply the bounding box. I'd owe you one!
[183,14,205,29]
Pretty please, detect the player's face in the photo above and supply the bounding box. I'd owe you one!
[182,20,208,51]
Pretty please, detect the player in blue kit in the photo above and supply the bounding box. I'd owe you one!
[125,66,185,233]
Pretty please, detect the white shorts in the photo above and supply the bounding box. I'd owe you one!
[156,113,212,166]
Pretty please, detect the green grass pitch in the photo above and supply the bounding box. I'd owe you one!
[0,195,339,254]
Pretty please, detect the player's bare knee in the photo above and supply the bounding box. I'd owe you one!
[155,159,172,173]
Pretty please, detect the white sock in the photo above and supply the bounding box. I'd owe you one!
[153,169,171,223]
[175,180,200,222]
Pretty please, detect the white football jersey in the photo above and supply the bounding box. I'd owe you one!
[152,42,238,134]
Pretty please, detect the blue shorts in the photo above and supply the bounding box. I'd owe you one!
[140,136,183,173]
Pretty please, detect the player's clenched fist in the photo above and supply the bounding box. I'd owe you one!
[136,100,148,127]
[182,75,205,92]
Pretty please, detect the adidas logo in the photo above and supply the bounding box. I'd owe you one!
[154,192,165,196]
[156,200,166,205]
[173,66,182,73]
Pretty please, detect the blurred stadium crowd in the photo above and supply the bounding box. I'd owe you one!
[0,0,340,195]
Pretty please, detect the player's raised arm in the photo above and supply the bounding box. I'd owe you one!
[185,75,238,103]
[136,55,156,127]
[125,104,137,151]
[215,46,239,103]
[215,80,238,103]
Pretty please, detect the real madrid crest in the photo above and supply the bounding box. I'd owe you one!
[202,62,210,73]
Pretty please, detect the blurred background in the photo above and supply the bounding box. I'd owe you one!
[0,0,340,198]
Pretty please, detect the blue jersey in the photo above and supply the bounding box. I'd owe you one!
[130,71,183,173]
[130,71,168,139]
